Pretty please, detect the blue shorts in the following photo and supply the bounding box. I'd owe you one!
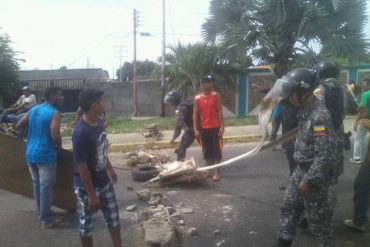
[74,183,120,237]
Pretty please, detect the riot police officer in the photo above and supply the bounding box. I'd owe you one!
[272,68,336,247]
[313,61,346,211]
[164,90,195,161]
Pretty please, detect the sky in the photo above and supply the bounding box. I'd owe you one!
[1,0,370,79]
[1,0,211,78]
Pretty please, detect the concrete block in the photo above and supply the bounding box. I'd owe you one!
[142,221,177,247]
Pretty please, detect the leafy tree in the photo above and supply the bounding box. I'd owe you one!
[116,59,157,82]
[0,32,21,107]
[202,0,369,77]
[165,42,252,96]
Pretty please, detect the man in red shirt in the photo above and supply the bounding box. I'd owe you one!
[193,75,224,181]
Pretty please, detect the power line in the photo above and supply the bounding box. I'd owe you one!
[66,32,131,67]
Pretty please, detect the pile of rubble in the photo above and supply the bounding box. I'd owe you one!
[128,189,205,247]
[121,146,170,170]
[0,123,22,137]
[140,123,162,142]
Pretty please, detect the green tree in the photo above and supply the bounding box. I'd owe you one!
[165,42,251,96]
[0,32,21,107]
[116,59,157,82]
[202,0,369,77]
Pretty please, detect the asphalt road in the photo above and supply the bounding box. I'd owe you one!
[1,142,370,247]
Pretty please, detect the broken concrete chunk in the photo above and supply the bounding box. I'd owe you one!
[167,191,178,195]
[126,204,137,211]
[149,196,162,206]
[213,229,221,235]
[216,240,225,246]
[152,192,163,198]
[177,220,185,225]
[138,209,153,223]
[136,189,151,202]
[181,208,194,214]
[187,227,198,237]
[142,220,176,247]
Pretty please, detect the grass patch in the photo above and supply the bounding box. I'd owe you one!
[60,114,258,136]
[106,116,176,133]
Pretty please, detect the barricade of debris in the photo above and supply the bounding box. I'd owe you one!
[0,123,22,137]
[145,158,201,186]
[118,146,170,170]
[140,123,162,142]
[133,189,198,247]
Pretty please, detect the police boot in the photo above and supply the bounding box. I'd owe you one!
[272,238,292,247]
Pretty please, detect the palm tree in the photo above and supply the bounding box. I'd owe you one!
[166,42,252,96]
[202,0,369,77]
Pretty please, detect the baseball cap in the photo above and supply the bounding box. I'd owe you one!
[201,74,215,83]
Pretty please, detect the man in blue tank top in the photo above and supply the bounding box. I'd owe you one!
[16,86,64,229]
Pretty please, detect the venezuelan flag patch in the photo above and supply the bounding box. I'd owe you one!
[175,109,180,115]
[314,125,326,136]
[313,88,322,95]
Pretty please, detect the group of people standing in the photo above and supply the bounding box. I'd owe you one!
[165,74,224,181]
[166,63,370,247]
[16,87,122,247]
[11,63,370,247]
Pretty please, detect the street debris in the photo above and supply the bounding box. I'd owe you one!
[134,189,194,247]
[125,204,138,211]
[136,189,151,202]
[119,145,170,171]
[181,208,194,214]
[140,123,162,142]
[144,158,201,186]
[213,229,221,235]
[0,123,22,137]
[187,227,198,237]
[216,240,225,246]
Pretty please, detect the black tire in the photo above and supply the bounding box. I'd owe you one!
[132,165,159,182]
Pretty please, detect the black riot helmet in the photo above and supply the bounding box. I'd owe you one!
[279,68,318,100]
[314,61,340,79]
[164,90,181,105]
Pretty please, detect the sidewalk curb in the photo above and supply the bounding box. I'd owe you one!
[107,134,263,153]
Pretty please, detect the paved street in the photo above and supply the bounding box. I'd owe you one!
[1,138,370,246]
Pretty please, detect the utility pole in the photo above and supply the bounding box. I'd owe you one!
[114,45,127,82]
[160,0,166,117]
[133,9,138,116]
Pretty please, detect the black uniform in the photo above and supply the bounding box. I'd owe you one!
[277,99,299,175]
[172,98,195,160]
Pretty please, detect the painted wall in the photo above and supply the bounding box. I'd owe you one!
[237,64,370,116]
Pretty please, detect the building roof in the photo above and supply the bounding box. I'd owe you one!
[18,68,109,81]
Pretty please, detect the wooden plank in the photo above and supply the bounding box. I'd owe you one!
[0,132,76,211]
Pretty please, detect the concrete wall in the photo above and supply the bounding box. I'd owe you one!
[237,64,370,116]
[18,68,108,81]
[86,80,173,117]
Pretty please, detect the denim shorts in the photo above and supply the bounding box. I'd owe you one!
[74,183,120,237]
